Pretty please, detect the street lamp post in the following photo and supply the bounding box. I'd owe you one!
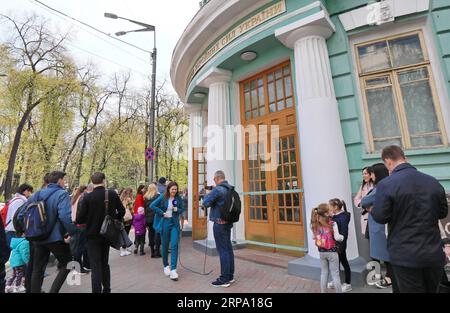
[105,13,157,184]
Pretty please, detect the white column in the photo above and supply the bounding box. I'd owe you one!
[185,104,204,229]
[197,67,234,244]
[276,12,359,260]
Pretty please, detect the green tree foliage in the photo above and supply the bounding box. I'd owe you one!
[0,14,189,200]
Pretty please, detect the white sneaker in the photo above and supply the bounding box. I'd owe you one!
[124,250,131,256]
[5,285,13,293]
[170,269,179,281]
[342,283,352,292]
[327,282,335,289]
[120,249,126,257]
[164,266,171,276]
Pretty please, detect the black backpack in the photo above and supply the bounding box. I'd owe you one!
[219,185,241,223]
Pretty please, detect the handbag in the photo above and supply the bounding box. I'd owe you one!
[124,208,133,223]
[100,189,123,249]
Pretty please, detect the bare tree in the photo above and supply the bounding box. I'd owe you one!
[0,14,74,198]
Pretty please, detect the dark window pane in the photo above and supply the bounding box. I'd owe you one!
[389,34,424,68]
[291,163,297,177]
[286,194,292,206]
[358,41,391,73]
[262,195,267,206]
[294,193,300,206]
[277,165,282,177]
[410,135,442,147]
[286,208,293,221]
[262,208,268,220]
[278,194,284,206]
[279,209,285,221]
[284,165,290,177]
[366,86,401,139]
[256,208,262,220]
[289,136,295,148]
[294,207,300,222]
[250,207,255,219]
[283,151,289,163]
[282,138,288,150]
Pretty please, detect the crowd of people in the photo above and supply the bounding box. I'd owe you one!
[0,144,449,293]
[0,172,189,293]
[312,145,450,293]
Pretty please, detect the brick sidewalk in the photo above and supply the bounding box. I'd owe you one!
[42,235,391,293]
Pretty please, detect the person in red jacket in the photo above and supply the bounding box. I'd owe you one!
[134,185,147,214]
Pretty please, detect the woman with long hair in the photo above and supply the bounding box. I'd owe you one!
[354,167,374,237]
[144,183,161,258]
[134,185,147,214]
[119,188,134,257]
[70,185,90,273]
[150,181,185,281]
[361,163,398,291]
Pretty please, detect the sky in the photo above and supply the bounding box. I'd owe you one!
[0,0,201,93]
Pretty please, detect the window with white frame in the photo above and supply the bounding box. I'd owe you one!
[356,31,447,152]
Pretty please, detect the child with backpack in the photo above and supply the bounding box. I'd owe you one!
[5,232,29,293]
[133,207,147,255]
[311,203,344,293]
[329,198,352,292]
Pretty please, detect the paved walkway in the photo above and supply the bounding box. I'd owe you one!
[38,232,397,293]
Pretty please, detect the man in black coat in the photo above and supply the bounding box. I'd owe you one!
[0,218,8,293]
[76,172,125,293]
[372,145,448,293]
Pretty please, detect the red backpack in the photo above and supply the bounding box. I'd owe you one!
[1,198,18,228]
[314,221,336,250]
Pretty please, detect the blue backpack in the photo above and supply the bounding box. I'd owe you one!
[23,189,59,242]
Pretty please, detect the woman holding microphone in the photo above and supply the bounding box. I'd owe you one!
[150,181,184,281]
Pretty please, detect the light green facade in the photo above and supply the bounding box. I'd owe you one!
[186,0,450,193]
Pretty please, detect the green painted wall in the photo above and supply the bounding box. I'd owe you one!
[326,0,450,192]
[185,0,450,193]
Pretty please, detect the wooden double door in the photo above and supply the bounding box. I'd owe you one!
[240,61,305,253]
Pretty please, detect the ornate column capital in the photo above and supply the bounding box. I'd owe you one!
[184,103,203,115]
[275,10,335,49]
[196,67,232,88]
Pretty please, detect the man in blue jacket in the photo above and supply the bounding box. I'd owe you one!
[20,171,78,293]
[203,170,235,288]
[372,145,448,293]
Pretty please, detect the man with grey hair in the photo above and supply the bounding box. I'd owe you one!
[203,170,236,288]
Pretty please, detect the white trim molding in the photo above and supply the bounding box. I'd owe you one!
[339,0,430,32]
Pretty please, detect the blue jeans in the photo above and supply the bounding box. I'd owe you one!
[161,218,179,270]
[213,223,234,282]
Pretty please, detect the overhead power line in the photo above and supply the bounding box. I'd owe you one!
[31,0,151,54]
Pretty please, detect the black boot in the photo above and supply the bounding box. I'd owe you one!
[151,247,156,258]
[155,247,161,258]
